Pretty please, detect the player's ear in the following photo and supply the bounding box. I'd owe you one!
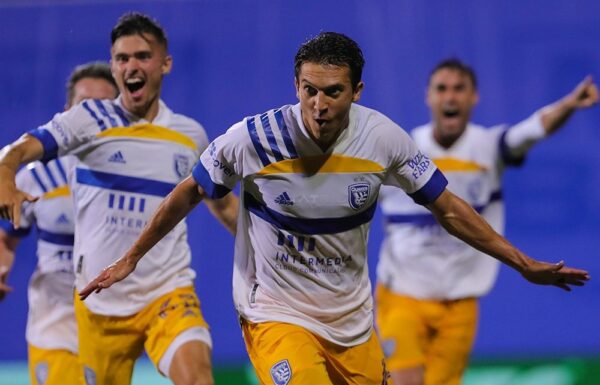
[472,90,480,106]
[294,77,300,100]
[162,55,173,75]
[110,59,115,78]
[352,81,364,102]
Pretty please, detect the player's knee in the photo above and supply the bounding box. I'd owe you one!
[169,343,214,385]
[390,366,424,385]
[172,366,214,385]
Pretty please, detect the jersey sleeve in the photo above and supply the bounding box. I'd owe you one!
[382,124,448,205]
[26,100,103,162]
[191,121,246,199]
[498,112,546,166]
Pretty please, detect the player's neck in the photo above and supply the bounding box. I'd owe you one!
[123,97,160,122]
[433,125,465,149]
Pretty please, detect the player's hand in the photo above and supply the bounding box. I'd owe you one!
[568,76,599,109]
[520,260,590,291]
[0,184,38,228]
[78,257,137,300]
[0,264,13,301]
[0,240,15,301]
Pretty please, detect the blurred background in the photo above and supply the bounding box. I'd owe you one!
[0,0,599,384]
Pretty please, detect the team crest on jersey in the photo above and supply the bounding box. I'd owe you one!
[35,362,48,385]
[348,183,370,210]
[467,178,482,202]
[270,359,292,385]
[174,154,191,178]
[84,366,96,385]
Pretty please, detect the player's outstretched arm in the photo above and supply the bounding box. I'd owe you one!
[426,189,590,291]
[0,229,19,301]
[204,192,239,235]
[0,135,44,227]
[79,175,207,300]
[540,76,598,135]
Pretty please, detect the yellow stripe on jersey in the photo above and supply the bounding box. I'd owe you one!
[257,154,385,175]
[96,124,198,150]
[433,158,487,172]
[42,185,70,199]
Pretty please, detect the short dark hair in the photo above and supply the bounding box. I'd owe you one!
[429,58,477,89]
[111,12,168,49]
[66,61,117,106]
[294,32,365,90]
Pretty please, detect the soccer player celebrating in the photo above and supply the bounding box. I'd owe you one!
[376,59,598,385]
[0,13,237,385]
[75,33,585,385]
[0,61,118,385]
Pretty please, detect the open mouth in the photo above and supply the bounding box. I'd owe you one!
[442,108,460,118]
[125,78,145,94]
[315,118,327,126]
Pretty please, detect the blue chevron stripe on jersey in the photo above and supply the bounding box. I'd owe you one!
[82,100,107,131]
[244,192,377,235]
[260,112,284,162]
[42,163,59,188]
[37,228,74,246]
[112,104,130,126]
[54,158,69,184]
[29,168,48,192]
[94,99,118,127]
[76,168,176,197]
[274,109,298,158]
[387,189,504,226]
[247,116,271,167]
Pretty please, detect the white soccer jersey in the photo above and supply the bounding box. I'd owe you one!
[192,103,447,346]
[0,157,77,352]
[28,97,209,316]
[377,113,545,300]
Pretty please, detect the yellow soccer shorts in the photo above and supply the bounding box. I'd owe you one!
[375,284,478,385]
[242,319,389,385]
[74,286,209,385]
[28,344,80,385]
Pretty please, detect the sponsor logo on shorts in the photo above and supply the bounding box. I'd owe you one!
[270,359,292,385]
[348,182,370,210]
[35,362,48,385]
[84,366,96,385]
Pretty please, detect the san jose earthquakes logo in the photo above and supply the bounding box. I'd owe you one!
[348,182,370,210]
[174,154,191,178]
[35,362,48,385]
[84,366,96,385]
[270,359,292,385]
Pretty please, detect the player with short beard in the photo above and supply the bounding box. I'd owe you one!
[0,12,238,385]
